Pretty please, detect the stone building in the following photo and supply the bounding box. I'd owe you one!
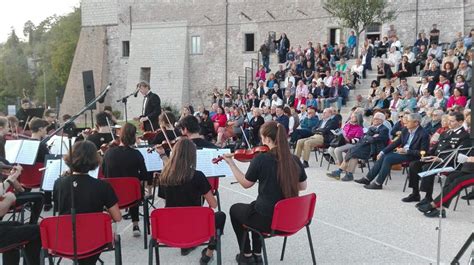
[61,0,474,120]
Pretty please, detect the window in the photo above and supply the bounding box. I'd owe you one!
[122,41,130,57]
[366,23,381,34]
[244,33,255,52]
[191,36,201,54]
[140,67,151,83]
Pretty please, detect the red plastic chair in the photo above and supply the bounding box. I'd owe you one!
[102,177,149,249]
[207,177,222,211]
[241,193,317,265]
[148,207,220,265]
[39,212,122,264]
[18,163,44,189]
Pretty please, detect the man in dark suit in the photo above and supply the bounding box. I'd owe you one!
[355,113,430,189]
[246,92,260,109]
[295,108,340,168]
[402,112,471,204]
[328,112,389,181]
[137,81,161,132]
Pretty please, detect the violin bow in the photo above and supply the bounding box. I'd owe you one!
[160,124,173,150]
[105,116,116,142]
[240,125,252,148]
[162,110,178,139]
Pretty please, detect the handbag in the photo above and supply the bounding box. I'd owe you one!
[329,134,346,148]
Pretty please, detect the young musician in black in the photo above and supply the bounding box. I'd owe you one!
[176,115,218,149]
[29,118,52,211]
[102,123,149,236]
[53,140,122,264]
[150,111,181,156]
[221,121,308,264]
[136,81,161,132]
[157,138,225,264]
[85,112,115,150]
[0,166,42,265]
[43,109,58,133]
[199,110,216,142]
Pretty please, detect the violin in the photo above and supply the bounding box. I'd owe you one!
[146,140,177,153]
[140,129,161,142]
[100,139,120,154]
[212,145,270,164]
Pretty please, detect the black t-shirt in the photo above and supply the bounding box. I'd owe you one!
[161,170,211,207]
[103,146,149,181]
[53,174,118,215]
[192,138,218,149]
[150,129,181,145]
[86,133,113,150]
[245,152,307,217]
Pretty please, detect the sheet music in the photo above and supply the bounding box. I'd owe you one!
[5,140,40,165]
[196,149,232,177]
[5,140,22,164]
[418,167,455,178]
[211,149,233,177]
[137,148,163,172]
[16,140,40,165]
[47,136,76,155]
[42,159,99,191]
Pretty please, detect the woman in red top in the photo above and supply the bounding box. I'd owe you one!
[211,106,228,146]
[446,87,467,110]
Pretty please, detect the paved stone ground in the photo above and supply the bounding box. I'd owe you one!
[101,159,472,265]
[1,157,472,265]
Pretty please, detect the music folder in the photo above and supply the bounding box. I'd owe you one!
[136,147,163,172]
[196,148,233,177]
[5,139,40,165]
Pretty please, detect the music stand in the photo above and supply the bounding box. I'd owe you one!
[420,146,473,265]
[23,108,45,130]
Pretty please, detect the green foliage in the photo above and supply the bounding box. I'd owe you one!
[323,0,397,56]
[0,7,80,112]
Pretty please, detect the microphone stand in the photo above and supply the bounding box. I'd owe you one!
[116,90,137,123]
[40,83,112,264]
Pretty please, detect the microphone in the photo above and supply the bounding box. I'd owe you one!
[134,86,140,97]
[98,83,112,103]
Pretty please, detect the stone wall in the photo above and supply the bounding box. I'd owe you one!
[60,26,108,123]
[63,0,473,116]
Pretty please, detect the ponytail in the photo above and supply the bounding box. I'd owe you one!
[260,122,300,198]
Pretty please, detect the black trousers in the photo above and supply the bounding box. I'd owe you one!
[433,171,474,208]
[14,192,44,224]
[230,202,272,254]
[409,160,446,199]
[0,222,41,265]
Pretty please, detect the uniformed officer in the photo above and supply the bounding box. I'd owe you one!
[402,112,471,205]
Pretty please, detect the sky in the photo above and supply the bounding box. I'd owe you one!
[0,0,80,43]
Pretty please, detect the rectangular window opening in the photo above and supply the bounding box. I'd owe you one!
[191,36,201,54]
[122,41,130,57]
[140,67,151,83]
[244,33,255,52]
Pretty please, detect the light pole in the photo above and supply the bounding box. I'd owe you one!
[33,58,47,108]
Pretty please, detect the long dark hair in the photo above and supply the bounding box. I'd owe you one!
[159,138,196,186]
[259,121,300,198]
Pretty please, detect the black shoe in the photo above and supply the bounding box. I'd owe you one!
[461,191,474,200]
[424,209,446,218]
[415,198,432,208]
[235,253,256,265]
[132,225,141,237]
[303,161,309,168]
[364,182,382,190]
[43,204,52,212]
[253,254,263,265]
[417,203,434,213]
[354,178,370,185]
[122,213,132,220]
[401,193,420,203]
[199,248,213,265]
[181,246,197,256]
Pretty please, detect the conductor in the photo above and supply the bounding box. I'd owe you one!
[135,81,161,132]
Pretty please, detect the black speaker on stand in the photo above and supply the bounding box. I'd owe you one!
[82,70,96,127]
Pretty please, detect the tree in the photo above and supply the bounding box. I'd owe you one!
[323,0,397,57]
